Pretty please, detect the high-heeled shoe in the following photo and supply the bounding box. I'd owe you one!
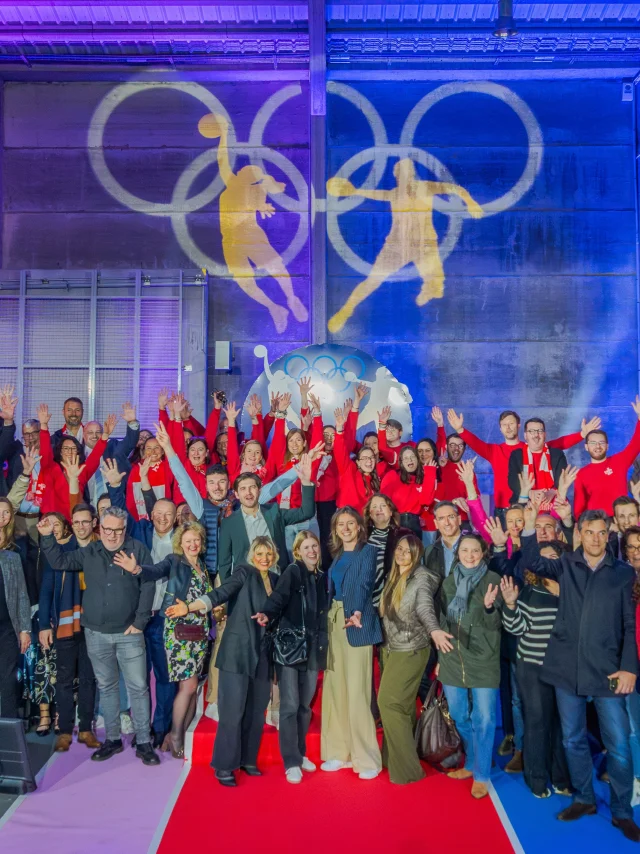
[169,735,184,760]
[36,714,52,737]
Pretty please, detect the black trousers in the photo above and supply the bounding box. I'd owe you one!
[276,664,318,769]
[55,632,97,734]
[212,651,271,772]
[316,500,337,569]
[516,659,571,795]
[500,652,515,737]
[0,622,20,719]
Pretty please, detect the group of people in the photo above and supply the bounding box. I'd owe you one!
[0,377,638,843]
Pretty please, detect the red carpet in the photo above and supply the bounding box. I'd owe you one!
[163,678,515,854]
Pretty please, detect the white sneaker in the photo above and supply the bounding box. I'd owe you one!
[265,710,280,730]
[204,703,219,722]
[120,712,134,735]
[301,756,316,772]
[320,759,352,772]
[285,767,303,784]
[632,778,640,808]
[358,769,380,780]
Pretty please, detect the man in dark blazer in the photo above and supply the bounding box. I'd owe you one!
[508,417,568,505]
[217,457,316,582]
[521,507,639,841]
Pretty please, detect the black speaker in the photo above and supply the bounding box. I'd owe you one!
[0,718,37,793]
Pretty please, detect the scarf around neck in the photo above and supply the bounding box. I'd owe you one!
[447,560,488,623]
[522,444,554,490]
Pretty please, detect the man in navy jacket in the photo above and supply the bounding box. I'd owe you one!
[521,507,638,842]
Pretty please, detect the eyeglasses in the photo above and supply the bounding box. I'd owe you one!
[586,441,606,447]
[526,429,545,436]
[626,544,640,552]
[101,525,125,535]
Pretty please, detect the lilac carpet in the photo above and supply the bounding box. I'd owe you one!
[0,736,184,853]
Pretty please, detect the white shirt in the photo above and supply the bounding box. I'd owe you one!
[151,529,174,612]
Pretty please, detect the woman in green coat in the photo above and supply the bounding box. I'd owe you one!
[434,532,502,800]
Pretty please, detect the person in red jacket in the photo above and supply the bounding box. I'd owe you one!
[445,407,601,514]
[126,433,176,520]
[573,397,640,519]
[36,404,113,520]
[164,397,211,499]
[222,400,270,485]
[380,446,437,537]
[429,408,477,523]
[333,407,380,514]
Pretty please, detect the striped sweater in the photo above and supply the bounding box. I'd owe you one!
[501,584,559,666]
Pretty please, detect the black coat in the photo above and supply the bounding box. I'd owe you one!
[508,446,568,505]
[521,533,636,697]
[0,423,23,495]
[260,560,329,671]
[208,563,278,678]
[140,553,212,618]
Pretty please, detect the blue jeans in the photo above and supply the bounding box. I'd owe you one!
[85,628,151,745]
[626,691,640,780]
[555,687,633,819]
[145,614,177,736]
[443,685,498,783]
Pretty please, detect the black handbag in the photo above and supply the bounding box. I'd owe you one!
[414,680,465,772]
[271,583,308,667]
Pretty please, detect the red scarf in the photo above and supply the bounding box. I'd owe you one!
[128,460,168,519]
[523,444,554,490]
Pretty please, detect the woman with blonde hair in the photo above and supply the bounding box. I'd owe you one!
[321,506,382,779]
[377,533,434,784]
[253,530,329,783]
[114,521,212,758]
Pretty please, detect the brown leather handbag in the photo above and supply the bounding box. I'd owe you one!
[414,680,464,772]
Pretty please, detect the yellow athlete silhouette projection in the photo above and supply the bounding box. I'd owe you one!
[326,158,484,333]
[198,113,308,334]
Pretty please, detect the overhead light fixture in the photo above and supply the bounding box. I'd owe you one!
[494,0,518,38]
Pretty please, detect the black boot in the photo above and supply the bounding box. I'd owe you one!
[240,765,262,776]
[91,739,124,762]
[216,770,237,787]
[136,742,161,766]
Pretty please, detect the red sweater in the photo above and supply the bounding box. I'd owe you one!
[226,422,269,485]
[333,431,378,514]
[380,466,437,515]
[458,427,584,509]
[574,421,640,518]
[263,416,323,509]
[39,429,107,520]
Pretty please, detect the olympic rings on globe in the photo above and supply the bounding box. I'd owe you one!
[87,82,308,274]
[282,353,366,394]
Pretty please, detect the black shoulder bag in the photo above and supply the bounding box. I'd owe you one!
[271,579,308,667]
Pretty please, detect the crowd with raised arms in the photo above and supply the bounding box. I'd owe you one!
[0,377,639,843]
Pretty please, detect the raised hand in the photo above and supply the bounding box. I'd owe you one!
[294,452,313,485]
[20,446,41,477]
[500,576,519,609]
[343,397,354,415]
[430,629,454,653]
[246,394,261,421]
[456,458,475,485]
[557,465,579,501]
[158,387,171,410]
[301,410,313,432]
[438,454,448,468]
[307,392,321,414]
[431,405,444,427]
[213,390,226,410]
[61,453,86,482]
[631,479,640,505]
[483,583,499,610]
[37,516,55,537]
[523,500,537,531]
[334,406,345,432]
[517,470,535,499]
[138,455,152,483]
[0,386,18,422]
[452,497,469,515]
[154,421,174,453]
[580,415,602,437]
[269,391,281,414]
[355,382,369,405]
[223,401,240,426]
[279,392,292,413]
[103,413,118,438]
[308,440,326,462]
[297,375,313,406]
[121,401,136,423]
[36,403,51,428]
[447,409,464,433]
[378,405,391,425]
[484,517,509,547]
[251,612,270,627]
[101,457,126,487]
[554,496,573,525]
[344,610,362,629]
[633,396,640,420]
[112,551,139,574]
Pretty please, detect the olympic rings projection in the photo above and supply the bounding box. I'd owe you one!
[87,82,308,275]
[326,81,544,280]
[283,352,366,393]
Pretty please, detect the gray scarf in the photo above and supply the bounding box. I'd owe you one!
[447,560,488,623]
